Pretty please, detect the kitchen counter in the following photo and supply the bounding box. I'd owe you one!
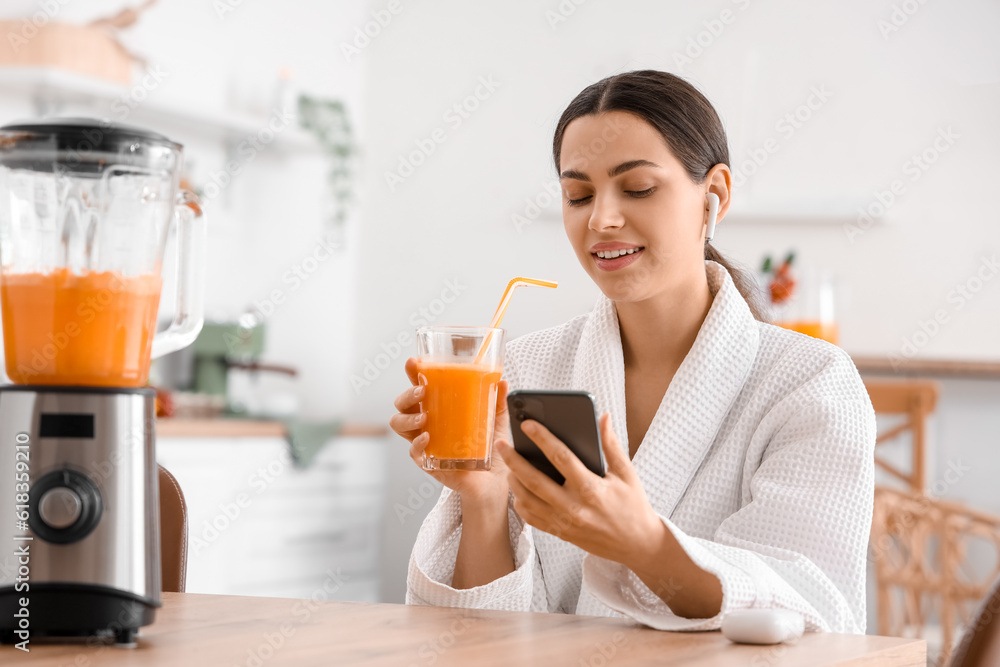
[852,356,1000,380]
[155,421,388,601]
[155,417,387,438]
[0,592,926,666]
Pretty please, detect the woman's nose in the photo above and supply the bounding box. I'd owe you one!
[588,194,624,232]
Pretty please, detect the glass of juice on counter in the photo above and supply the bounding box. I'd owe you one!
[415,326,505,471]
[774,268,839,345]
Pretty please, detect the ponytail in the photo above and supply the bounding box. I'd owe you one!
[704,242,769,323]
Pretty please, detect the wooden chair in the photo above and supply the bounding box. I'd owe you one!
[950,573,1000,667]
[863,380,939,493]
[870,486,1000,665]
[159,465,188,593]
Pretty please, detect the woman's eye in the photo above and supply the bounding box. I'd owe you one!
[565,186,654,207]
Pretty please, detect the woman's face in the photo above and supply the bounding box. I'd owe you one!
[559,111,723,303]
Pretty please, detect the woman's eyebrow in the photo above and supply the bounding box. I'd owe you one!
[559,159,661,181]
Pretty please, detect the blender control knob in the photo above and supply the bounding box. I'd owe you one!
[38,486,83,529]
[28,469,103,545]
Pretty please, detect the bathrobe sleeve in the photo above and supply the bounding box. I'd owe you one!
[405,488,548,611]
[406,348,549,612]
[581,352,876,633]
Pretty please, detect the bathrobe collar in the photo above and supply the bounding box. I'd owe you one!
[570,260,761,518]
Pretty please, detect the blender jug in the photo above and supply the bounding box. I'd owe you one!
[0,118,206,387]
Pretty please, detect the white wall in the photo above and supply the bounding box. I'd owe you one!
[351,0,1000,603]
[351,0,1000,424]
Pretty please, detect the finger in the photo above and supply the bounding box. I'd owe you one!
[599,413,633,479]
[508,474,546,515]
[389,410,427,437]
[509,476,575,539]
[498,439,565,506]
[404,357,422,386]
[494,380,510,430]
[408,431,430,464]
[520,419,592,486]
[393,383,426,414]
[507,475,550,531]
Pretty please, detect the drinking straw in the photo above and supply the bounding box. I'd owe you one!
[473,277,558,364]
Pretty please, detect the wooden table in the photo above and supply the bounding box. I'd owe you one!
[1,592,925,666]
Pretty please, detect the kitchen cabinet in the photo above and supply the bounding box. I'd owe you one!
[156,431,386,602]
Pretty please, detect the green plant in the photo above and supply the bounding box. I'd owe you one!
[297,94,355,234]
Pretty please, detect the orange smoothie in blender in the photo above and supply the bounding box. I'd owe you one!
[1,269,162,387]
[416,360,503,467]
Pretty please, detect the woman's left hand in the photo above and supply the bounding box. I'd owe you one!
[497,413,663,566]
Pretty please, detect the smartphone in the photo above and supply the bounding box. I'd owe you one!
[506,390,606,485]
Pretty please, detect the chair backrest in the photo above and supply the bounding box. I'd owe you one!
[863,380,938,493]
[870,486,1000,665]
[159,464,188,593]
[949,574,1000,667]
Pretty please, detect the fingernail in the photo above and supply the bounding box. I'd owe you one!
[417,412,427,422]
[522,421,536,434]
[414,386,424,398]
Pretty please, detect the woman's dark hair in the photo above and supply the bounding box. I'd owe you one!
[552,70,768,322]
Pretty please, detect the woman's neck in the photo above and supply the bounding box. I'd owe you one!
[616,271,714,372]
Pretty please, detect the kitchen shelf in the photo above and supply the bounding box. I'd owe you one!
[725,212,864,226]
[525,205,876,227]
[0,66,318,151]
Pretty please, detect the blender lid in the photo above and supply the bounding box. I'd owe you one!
[0,117,182,152]
[0,117,183,173]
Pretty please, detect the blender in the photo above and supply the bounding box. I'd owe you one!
[0,118,205,644]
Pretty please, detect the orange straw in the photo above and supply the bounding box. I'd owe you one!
[473,277,558,364]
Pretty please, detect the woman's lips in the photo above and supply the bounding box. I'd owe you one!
[592,248,644,271]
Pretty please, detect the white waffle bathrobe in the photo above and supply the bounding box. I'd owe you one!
[407,260,876,633]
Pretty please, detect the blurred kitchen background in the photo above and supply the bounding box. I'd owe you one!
[0,1,996,663]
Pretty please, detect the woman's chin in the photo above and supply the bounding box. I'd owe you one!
[595,277,651,303]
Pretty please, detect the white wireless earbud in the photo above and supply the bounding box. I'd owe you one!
[705,193,720,242]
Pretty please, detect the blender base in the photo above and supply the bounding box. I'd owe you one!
[0,583,159,643]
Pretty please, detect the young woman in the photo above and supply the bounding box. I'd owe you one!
[390,70,875,633]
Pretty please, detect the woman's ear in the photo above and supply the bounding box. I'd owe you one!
[704,163,732,225]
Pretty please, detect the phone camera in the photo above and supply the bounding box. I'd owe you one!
[517,411,527,421]
[513,399,524,409]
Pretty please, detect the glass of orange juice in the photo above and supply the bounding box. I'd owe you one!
[773,268,839,345]
[415,326,504,471]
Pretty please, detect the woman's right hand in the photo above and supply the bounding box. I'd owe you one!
[390,357,512,507]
